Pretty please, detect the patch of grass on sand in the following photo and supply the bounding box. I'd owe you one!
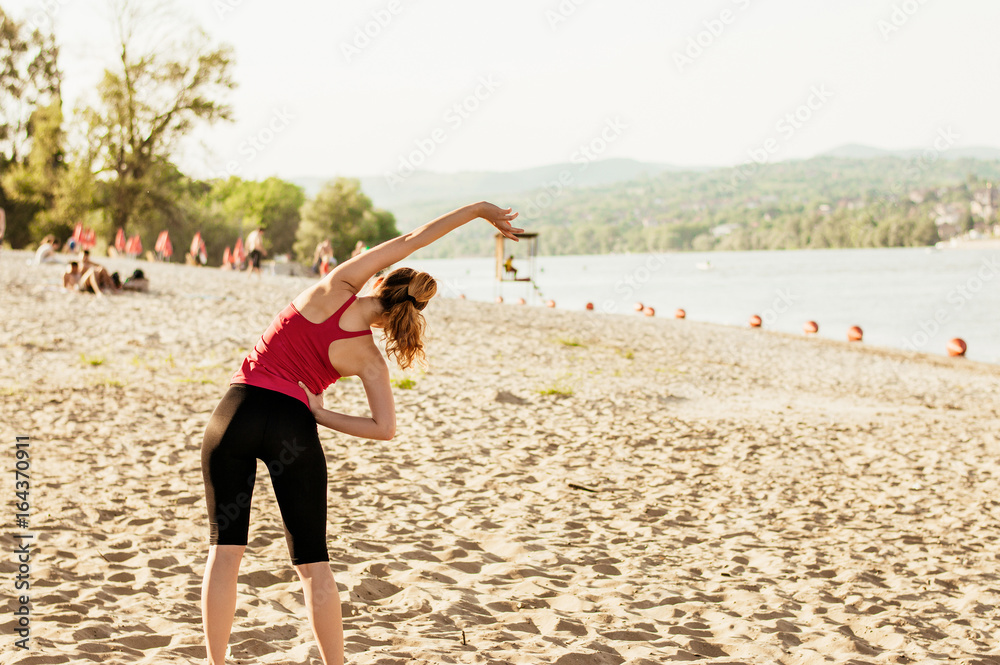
[0,387,19,397]
[101,379,125,388]
[537,380,574,397]
[80,353,105,366]
[392,378,416,390]
[615,347,635,360]
[556,337,584,347]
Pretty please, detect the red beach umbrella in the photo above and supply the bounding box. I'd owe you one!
[155,230,173,258]
[233,237,245,264]
[190,232,207,263]
[115,228,126,252]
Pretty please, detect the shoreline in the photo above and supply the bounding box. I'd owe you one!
[10,247,999,368]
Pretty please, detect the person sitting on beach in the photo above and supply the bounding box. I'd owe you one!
[504,254,518,279]
[75,249,123,291]
[122,269,149,292]
[200,201,522,665]
[79,249,101,272]
[63,261,118,296]
[62,262,81,289]
[34,236,61,264]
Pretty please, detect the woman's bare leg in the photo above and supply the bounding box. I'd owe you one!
[202,544,245,664]
[79,269,105,297]
[295,562,344,665]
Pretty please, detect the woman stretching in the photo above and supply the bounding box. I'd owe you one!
[201,202,522,664]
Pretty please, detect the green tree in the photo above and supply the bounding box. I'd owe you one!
[2,98,61,208]
[294,178,399,263]
[84,0,235,237]
[0,6,61,247]
[206,176,305,257]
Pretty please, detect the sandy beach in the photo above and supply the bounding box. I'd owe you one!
[1,249,999,665]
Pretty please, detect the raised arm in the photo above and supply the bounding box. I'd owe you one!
[332,201,521,291]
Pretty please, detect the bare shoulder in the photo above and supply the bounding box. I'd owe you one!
[294,275,358,322]
[329,334,386,379]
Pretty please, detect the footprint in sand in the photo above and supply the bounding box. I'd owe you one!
[99,550,136,563]
[350,578,402,603]
[117,634,172,649]
[239,570,295,588]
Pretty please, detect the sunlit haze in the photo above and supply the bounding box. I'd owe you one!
[7,0,1000,180]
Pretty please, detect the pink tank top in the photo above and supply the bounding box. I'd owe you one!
[231,294,372,407]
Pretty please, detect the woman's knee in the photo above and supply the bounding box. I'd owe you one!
[295,561,335,585]
[209,544,246,564]
[294,562,341,601]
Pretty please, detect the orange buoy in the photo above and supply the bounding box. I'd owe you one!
[585,302,594,311]
[803,321,819,334]
[643,306,655,317]
[495,296,504,304]
[947,338,967,357]
[847,326,863,342]
[634,302,644,312]
[516,297,526,305]
[749,314,762,328]
[459,294,466,300]
[545,300,556,308]
[675,308,686,319]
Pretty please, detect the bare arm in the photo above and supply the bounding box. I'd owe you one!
[298,358,396,440]
[330,201,522,292]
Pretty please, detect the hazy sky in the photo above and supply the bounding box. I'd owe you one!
[7,0,1000,181]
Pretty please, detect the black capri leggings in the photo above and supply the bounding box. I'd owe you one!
[201,384,329,564]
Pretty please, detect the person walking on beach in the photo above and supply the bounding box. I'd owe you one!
[200,201,521,665]
[245,227,266,276]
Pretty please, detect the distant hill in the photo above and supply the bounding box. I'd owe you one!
[294,146,1000,210]
[291,158,680,208]
[821,144,1000,161]
[374,153,1000,258]
[291,147,1000,257]
[820,144,895,159]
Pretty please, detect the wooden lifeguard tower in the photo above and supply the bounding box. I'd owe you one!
[495,232,540,303]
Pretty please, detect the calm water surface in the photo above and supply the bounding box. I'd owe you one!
[407,247,1000,364]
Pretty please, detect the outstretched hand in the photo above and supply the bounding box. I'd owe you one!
[298,381,324,415]
[479,202,523,241]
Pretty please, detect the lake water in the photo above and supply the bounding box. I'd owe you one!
[406,246,1000,364]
